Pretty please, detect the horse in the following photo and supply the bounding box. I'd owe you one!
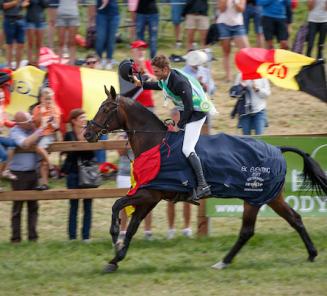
[84,86,327,273]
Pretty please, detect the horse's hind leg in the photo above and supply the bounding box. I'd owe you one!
[268,193,317,262]
[212,201,260,269]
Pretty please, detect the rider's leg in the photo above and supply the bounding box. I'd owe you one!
[182,117,211,199]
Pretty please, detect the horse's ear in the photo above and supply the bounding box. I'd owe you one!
[104,85,110,98]
[110,86,117,100]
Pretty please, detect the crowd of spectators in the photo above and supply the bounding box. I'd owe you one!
[0,0,326,242]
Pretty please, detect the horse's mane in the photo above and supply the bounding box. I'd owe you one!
[119,95,167,131]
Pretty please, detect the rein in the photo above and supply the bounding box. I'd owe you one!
[88,120,168,135]
[88,95,171,136]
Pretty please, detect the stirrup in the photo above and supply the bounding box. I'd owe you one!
[196,185,211,198]
[186,189,200,206]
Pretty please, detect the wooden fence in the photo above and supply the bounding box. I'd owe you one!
[0,140,208,236]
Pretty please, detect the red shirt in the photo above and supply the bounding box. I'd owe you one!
[135,60,155,108]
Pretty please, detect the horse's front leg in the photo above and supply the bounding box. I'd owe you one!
[104,190,161,273]
[110,196,130,245]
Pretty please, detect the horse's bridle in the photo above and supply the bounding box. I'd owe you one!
[88,99,121,136]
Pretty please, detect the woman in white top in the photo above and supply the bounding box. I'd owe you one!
[216,0,249,82]
[306,0,327,59]
[231,73,271,135]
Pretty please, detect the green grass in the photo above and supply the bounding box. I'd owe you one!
[0,195,326,296]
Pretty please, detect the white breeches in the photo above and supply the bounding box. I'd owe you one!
[182,116,206,158]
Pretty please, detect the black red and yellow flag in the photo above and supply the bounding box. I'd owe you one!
[235,48,327,103]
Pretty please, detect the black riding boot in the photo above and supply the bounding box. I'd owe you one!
[188,152,211,200]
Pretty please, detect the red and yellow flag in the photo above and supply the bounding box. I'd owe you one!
[235,48,327,102]
[48,64,120,122]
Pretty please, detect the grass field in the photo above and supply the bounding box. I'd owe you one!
[0,200,327,296]
[0,2,327,296]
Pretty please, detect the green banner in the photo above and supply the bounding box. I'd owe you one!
[206,136,327,217]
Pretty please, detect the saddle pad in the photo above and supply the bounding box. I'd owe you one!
[141,132,286,206]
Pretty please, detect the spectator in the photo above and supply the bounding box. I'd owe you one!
[306,0,327,60]
[135,0,159,59]
[116,134,153,241]
[182,49,216,134]
[47,0,59,50]
[83,52,108,164]
[130,40,156,110]
[25,0,48,67]
[95,0,120,70]
[82,0,96,28]
[183,0,209,51]
[257,0,291,50]
[216,0,249,82]
[0,88,17,185]
[56,0,80,64]
[170,0,187,48]
[1,0,29,69]
[182,49,216,96]
[230,73,271,135]
[167,108,192,239]
[9,111,44,243]
[32,87,61,190]
[61,108,95,241]
[128,0,139,40]
[243,0,264,47]
[84,52,100,69]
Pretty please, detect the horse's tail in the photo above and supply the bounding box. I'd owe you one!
[280,146,327,195]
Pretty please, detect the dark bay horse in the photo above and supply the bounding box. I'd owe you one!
[84,86,327,273]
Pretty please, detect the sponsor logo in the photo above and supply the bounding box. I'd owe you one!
[267,63,288,79]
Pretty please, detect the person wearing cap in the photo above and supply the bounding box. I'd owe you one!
[182,49,216,97]
[130,40,156,110]
[133,54,216,201]
[8,111,45,243]
[95,0,120,70]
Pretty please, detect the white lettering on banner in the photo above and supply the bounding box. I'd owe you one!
[215,205,244,213]
[292,169,327,192]
[300,196,314,212]
[215,196,327,214]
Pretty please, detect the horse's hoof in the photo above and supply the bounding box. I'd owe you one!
[103,263,118,273]
[308,250,318,262]
[211,261,229,270]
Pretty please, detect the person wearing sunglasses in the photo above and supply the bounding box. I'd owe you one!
[8,111,44,243]
[84,53,100,69]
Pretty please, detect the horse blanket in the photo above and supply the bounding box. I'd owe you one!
[130,132,286,206]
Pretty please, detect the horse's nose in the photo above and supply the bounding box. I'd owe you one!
[84,131,94,142]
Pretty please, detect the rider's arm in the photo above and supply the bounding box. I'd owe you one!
[176,81,193,129]
[133,75,162,90]
[142,81,162,90]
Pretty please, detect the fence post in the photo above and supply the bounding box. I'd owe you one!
[197,199,208,236]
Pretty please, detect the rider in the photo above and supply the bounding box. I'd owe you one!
[133,54,215,201]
